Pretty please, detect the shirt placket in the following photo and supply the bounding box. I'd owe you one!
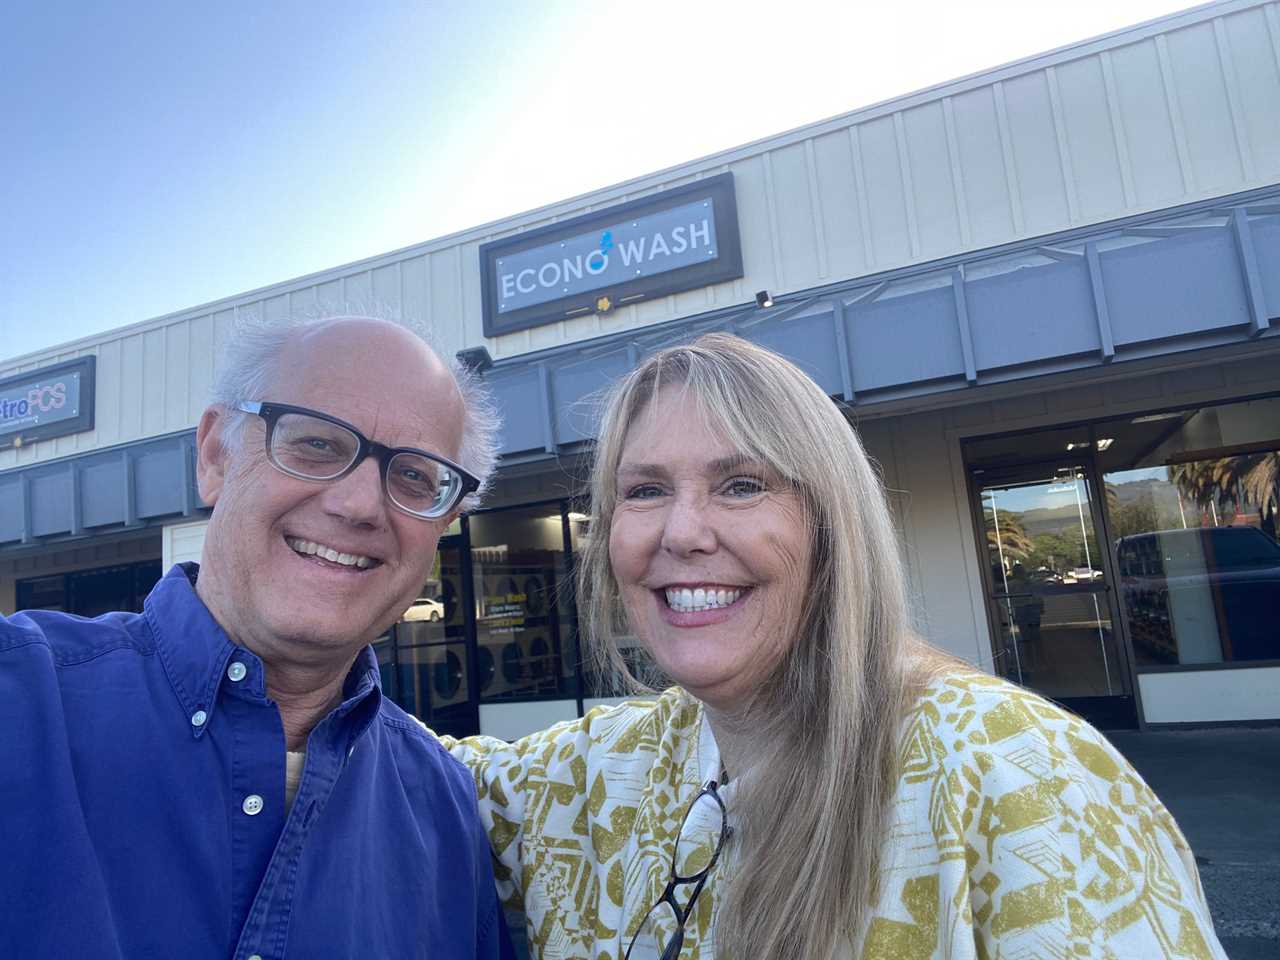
[219,658,290,957]
[231,695,368,960]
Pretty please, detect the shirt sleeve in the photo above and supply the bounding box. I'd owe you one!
[435,730,538,911]
[930,690,1227,958]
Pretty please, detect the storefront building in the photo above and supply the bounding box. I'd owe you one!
[4,0,1279,736]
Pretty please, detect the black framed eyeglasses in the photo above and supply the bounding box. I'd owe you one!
[625,780,731,960]
[235,400,480,520]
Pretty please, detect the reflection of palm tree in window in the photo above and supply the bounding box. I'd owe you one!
[985,509,1034,566]
[1169,453,1280,529]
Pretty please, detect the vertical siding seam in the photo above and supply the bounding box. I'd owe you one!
[1155,34,1196,194]
[454,246,466,351]
[396,260,405,321]
[1267,4,1280,80]
[848,126,876,269]
[941,98,972,248]
[182,321,191,428]
[1213,16,1256,182]
[991,82,1025,235]
[1099,51,1137,209]
[803,139,829,280]
[761,151,785,291]
[423,253,436,339]
[1044,66,1080,224]
[892,113,921,259]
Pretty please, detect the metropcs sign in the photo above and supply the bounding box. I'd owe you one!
[0,357,96,450]
[479,174,743,337]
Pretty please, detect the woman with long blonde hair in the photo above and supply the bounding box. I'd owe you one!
[442,333,1223,958]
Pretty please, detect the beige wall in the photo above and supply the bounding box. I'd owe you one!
[162,520,209,569]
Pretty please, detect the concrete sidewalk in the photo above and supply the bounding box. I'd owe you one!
[1108,726,1280,960]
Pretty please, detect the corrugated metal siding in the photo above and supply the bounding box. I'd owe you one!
[3,0,1277,471]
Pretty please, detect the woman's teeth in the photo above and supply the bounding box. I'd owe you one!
[286,537,375,569]
[664,587,742,613]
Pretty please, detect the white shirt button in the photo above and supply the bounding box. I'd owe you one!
[190,710,208,727]
[247,955,263,960]
[227,661,247,682]
[242,794,264,816]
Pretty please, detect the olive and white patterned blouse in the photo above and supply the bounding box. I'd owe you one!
[442,670,1225,959]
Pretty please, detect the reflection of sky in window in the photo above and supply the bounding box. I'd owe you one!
[983,465,1173,515]
[1104,465,1170,485]
[982,479,1086,514]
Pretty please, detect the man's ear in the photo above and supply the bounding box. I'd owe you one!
[196,406,231,507]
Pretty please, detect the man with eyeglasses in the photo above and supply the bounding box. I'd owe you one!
[0,315,513,959]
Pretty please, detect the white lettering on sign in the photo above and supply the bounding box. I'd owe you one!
[501,251,614,297]
[490,194,726,317]
[618,218,711,267]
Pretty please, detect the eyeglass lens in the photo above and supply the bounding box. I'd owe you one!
[673,791,725,879]
[269,411,461,517]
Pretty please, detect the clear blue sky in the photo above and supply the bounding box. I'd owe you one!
[0,0,1197,362]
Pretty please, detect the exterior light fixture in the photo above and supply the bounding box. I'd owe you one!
[455,346,493,374]
[755,290,774,309]
[1095,438,1115,451]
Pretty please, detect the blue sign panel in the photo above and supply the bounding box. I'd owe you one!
[0,357,95,450]
[494,198,720,313]
[480,174,743,337]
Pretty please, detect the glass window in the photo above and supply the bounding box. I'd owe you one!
[468,504,579,703]
[17,559,162,618]
[16,575,66,612]
[387,542,476,736]
[1099,397,1280,666]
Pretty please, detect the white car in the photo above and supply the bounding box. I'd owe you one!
[401,597,445,622]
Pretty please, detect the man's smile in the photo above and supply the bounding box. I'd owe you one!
[284,535,380,570]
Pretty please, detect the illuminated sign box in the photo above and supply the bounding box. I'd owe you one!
[0,357,96,450]
[479,173,744,337]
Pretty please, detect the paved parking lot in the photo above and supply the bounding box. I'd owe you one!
[1108,726,1280,960]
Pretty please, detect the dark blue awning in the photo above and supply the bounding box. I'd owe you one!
[0,431,202,549]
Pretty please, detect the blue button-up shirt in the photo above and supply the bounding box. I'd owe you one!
[1,564,512,959]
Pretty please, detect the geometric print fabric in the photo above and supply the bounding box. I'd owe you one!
[440,670,1225,959]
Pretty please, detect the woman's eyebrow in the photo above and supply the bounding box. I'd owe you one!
[616,461,670,480]
[707,455,771,476]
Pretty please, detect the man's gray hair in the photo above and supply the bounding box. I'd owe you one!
[209,306,501,510]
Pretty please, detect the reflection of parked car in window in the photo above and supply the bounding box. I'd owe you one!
[401,597,444,622]
[1115,527,1280,664]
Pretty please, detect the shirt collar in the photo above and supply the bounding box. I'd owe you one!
[146,563,383,742]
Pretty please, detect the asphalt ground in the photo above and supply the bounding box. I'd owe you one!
[1108,726,1280,960]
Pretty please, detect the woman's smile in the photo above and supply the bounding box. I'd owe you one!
[655,584,753,626]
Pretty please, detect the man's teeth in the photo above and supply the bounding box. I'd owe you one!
[285,537,374,569]
[664,587,742,613]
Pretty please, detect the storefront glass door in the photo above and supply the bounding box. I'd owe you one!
[975,461,1137,728]
[386,536,479,738]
